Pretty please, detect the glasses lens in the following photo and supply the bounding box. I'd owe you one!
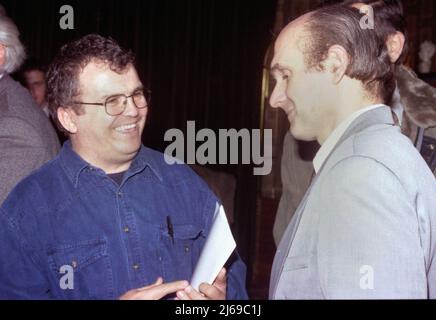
[132,90,148,109]
[105,95,126,115]
[104,89,151,115]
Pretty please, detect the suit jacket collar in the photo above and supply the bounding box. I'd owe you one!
[316,105,395,176]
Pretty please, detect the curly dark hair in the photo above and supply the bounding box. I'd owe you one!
[46,34,135,133]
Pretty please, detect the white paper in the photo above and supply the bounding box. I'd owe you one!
[190,203,236,291]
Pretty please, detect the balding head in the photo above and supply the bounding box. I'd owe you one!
[272,13,312,69]
[293,5,394,102]
[269,4,394,144]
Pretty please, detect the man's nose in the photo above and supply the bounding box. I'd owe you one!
[123,97,139,117]
[269,85,286,109]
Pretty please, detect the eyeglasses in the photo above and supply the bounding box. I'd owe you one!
[73,88,151,116]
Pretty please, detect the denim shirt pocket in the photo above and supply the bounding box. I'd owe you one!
[47,238,114,299]
[159,224,204,281]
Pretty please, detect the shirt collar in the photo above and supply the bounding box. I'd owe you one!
[59,141,164,187]
[130,146,164,182]
[313,104,386,173]
[59,140,90,187]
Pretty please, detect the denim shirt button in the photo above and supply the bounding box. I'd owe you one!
[117,192,123,197]
[71,260,78,269]
[184,246,190,253]
[123,227,129,233]
[132,264,140,270]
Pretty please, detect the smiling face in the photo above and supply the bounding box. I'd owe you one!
[65,61,147,173]
[269,17,338,143]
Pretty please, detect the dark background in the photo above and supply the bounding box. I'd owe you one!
[1,0,278,295]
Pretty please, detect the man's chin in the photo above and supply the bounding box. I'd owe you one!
[289,126,315,142]
[289,126,303,140]
[116,141,142,157]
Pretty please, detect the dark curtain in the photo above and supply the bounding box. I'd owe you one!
[2,0,278,284]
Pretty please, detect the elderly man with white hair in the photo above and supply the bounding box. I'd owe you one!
[0,7,59,204]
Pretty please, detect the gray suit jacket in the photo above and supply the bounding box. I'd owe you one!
[270,107,436,299]
[0,74,60,205]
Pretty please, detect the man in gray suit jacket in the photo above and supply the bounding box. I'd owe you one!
[269,4,436,299]
[273,0,436,249]
[0,9,60,204]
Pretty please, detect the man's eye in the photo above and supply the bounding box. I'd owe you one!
[106,96,123,105]
[133,90,144,97]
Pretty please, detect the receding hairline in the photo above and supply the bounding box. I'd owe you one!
[278,12,314,43]
[271,12,315,69]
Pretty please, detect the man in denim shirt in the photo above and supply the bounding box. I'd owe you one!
[0,34,248,300]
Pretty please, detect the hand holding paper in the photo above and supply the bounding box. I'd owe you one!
[190,203,236,292]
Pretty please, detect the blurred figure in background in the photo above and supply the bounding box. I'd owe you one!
[21,59,67,143]
[22,61,49,116]
[0,6,59,205]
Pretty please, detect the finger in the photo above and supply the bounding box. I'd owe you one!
[212,268,227,293]
[199,282,224,300]
[176,289,192,300]
[214,268,227,285]
[155,280,190,297]
[152,277,164,286]
[136,277,163,291]
[182,285,207,300]
[135,280,189,300]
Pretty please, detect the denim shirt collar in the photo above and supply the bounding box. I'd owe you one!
[131,146,164,182]
[59,140,164,188]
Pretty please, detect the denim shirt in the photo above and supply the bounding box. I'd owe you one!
[0,142,248,299]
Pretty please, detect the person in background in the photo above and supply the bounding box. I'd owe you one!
[22,61,49,116]
[21,59,67,143]
[0,6,60,205]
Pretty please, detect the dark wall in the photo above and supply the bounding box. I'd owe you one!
[2,0,278,281]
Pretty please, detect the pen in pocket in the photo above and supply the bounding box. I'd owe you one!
[166,215,174,245]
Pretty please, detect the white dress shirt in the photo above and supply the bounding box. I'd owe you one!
[313,104,386,173]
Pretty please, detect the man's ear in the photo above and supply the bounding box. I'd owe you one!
[324,45,349,84]
[386,31,405,63]
[57,107,78,134]
[0,44,6,67]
